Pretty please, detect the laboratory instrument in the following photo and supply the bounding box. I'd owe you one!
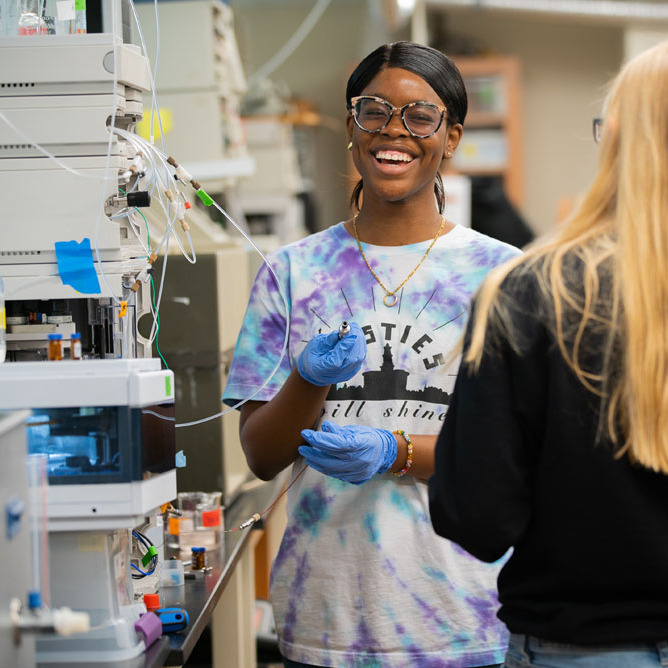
[0,29,154,360]
[0,358,176,664]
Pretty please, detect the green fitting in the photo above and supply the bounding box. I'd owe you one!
[196,189,214,207]
[141,545,158,568]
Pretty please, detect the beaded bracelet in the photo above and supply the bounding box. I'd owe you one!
[392,429,413,478]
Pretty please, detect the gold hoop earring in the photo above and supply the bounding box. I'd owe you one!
[347,141,353,151]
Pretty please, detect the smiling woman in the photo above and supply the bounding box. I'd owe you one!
[223,41,520,668]
[346,43,466,238]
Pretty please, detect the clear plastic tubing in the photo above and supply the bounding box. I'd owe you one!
[27,454,49,607]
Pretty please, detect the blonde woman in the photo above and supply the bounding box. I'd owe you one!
[428,41,668,668]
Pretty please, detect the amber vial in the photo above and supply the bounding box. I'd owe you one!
[70,332,82,360]
[47,333,63,361]
[191,547,206,570]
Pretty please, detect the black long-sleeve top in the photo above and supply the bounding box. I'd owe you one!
[428,268,668,645]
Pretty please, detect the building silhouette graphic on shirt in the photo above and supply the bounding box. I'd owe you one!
[327,343,450,404]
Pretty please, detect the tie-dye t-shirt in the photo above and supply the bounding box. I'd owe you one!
[223,222,519,668]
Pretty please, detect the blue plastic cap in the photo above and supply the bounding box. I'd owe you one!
[47,333,63,340]
[191,547,205,554]
[27,590,42,610]
[71,332,81,340]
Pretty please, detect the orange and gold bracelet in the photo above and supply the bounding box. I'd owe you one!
[392,429,413,477]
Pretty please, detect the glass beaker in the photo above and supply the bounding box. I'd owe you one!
[17,0,46,35]
[173,491,223,558]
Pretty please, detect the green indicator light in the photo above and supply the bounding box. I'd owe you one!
[165,376,172,396]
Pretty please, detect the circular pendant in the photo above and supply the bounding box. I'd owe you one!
[383,293,398,307]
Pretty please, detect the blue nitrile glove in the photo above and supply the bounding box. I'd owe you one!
[298,421,397,485]
[296,322,367,386]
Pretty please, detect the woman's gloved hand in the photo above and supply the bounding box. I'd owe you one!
[296,322,367,387]
[299,422,397,485]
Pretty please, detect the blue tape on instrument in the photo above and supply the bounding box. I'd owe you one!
[54,238,101,294]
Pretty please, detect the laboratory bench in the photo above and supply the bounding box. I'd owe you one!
[162,473,286,668]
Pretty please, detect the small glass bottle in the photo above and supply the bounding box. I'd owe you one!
[70,332,82,360]
[191,547,206,571]
[47,333,63,361]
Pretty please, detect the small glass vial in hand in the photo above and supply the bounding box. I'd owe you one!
[47,333,63,361]
[70,332,82,360]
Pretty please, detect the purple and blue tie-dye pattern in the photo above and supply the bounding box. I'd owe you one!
[223,222,519,667]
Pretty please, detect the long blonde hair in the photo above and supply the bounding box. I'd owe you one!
[467,40,668,473]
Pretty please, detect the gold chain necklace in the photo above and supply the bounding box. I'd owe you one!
[352,214,446,307]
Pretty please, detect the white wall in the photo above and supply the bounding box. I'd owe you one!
[438,10,624,234]
[624,26,668,60]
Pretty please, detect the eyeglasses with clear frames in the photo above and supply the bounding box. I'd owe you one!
[593,117,604,144]
[348,95,448,139]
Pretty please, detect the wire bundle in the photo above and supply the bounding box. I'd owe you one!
[0,0,293,429]
[131,529,158,579]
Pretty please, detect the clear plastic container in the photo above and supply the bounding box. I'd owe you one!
[160,559,184,587]
[38,529,145,663]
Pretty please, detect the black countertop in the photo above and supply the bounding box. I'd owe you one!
[143,636,171,668]
[163,475,285,667]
